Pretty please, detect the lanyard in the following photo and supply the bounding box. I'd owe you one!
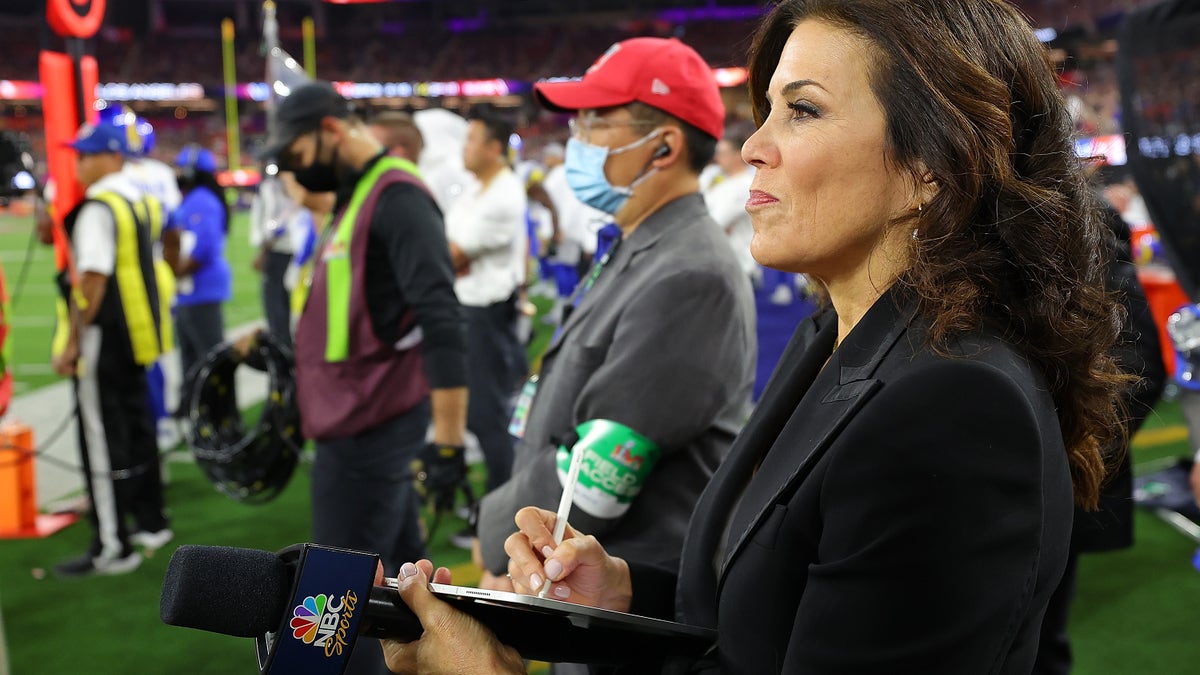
[568,224,623,309]
[554,228,623,342]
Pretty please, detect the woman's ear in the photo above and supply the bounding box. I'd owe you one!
[912,165,939,207]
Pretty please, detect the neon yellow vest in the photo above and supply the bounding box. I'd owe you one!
[323,156,423,362]
[131,194,175,350]
[88,191,163,366]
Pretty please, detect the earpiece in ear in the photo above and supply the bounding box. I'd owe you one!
[652,144,670,159]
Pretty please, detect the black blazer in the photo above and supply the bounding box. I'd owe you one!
[640,287,1074,674]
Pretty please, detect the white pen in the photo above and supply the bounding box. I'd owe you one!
[539,446,586,598]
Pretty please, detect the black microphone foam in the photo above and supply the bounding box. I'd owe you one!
[161,543,711,669]
[161,545,291,638]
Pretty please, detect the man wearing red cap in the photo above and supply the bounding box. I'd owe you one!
[474,38,756,634]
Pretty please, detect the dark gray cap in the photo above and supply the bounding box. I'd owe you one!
[257,81,349,162]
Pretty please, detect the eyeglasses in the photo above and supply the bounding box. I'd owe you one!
[568,113,657,142]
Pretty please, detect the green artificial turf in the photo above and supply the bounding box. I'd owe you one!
[0,461,482,674]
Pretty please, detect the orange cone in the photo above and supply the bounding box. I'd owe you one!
[0,421,36,535]
[0,421,76,538]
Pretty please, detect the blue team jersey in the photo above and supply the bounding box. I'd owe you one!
[167,186,232,306]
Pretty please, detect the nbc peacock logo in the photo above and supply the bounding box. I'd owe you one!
[290,594,333,645]
[289,591,360,657]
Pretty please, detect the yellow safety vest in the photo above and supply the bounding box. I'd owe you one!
[130,194,176,350]
[86,191,163,366]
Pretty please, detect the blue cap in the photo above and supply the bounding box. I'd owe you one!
[174,145,217,174]
[66,123,130,155]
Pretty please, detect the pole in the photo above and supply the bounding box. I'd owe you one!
[221,18,241,171]
[302,16,316,78]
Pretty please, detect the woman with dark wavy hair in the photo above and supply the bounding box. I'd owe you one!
[379,2,1130,673]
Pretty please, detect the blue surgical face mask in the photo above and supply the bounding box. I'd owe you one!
[565,129,660,215]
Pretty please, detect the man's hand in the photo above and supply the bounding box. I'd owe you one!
[412,443,467,514]
[448,242,471,277]
[52,340,79,377]
[471,535,516,592]
[479,570,515,592]
[471,537,485,570]
[232,331,259,360]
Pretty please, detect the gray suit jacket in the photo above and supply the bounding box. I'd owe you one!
[477,193,755,573]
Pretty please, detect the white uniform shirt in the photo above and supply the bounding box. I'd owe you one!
[249,176,299,254]
[123,157,182,214]
[74,170,143,276]
[445,166,528,307]
[703,168,758,278]
[422,160,477,216]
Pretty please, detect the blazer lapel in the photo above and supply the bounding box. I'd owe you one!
[676,312,834,627]
[715,289,917,589]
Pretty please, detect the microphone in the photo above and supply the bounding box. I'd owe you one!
[161,543,714,672]
[162,543,419,674]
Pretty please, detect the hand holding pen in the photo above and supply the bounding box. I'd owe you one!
[538,446,588,598]
[503,505,635,614]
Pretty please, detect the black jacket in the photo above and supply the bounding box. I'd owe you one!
[634,287,1074,674]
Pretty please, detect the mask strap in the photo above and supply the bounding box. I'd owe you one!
[609,128,661,156]
[621,129,663,192]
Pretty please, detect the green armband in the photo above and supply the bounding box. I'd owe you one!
[556,419,661,519]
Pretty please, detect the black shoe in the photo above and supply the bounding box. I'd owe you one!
[54,551,142,578]
[448,525,476,551]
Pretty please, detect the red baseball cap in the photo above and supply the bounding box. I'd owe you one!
[534,37,725,140]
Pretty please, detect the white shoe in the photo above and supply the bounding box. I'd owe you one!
[130,528,174,550]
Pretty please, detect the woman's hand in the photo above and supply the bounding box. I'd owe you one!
[503,507,633,612]
[382,560,525,675]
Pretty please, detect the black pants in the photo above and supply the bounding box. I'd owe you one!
[76,326,168,559]
[311,401,430,675]
[261,250,293,351]
[464,298,526,491]
[175,301,225,412]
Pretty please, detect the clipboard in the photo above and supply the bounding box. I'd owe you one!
[381,580,716,666]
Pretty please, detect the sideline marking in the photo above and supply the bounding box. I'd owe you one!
[1133,425,1189,448]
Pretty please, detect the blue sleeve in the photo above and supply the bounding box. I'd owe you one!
[165,203,184,231]
[182,191,225,266]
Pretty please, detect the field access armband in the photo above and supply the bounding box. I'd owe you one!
[555,419,661,520]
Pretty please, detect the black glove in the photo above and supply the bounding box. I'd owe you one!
[412,442,467,513]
